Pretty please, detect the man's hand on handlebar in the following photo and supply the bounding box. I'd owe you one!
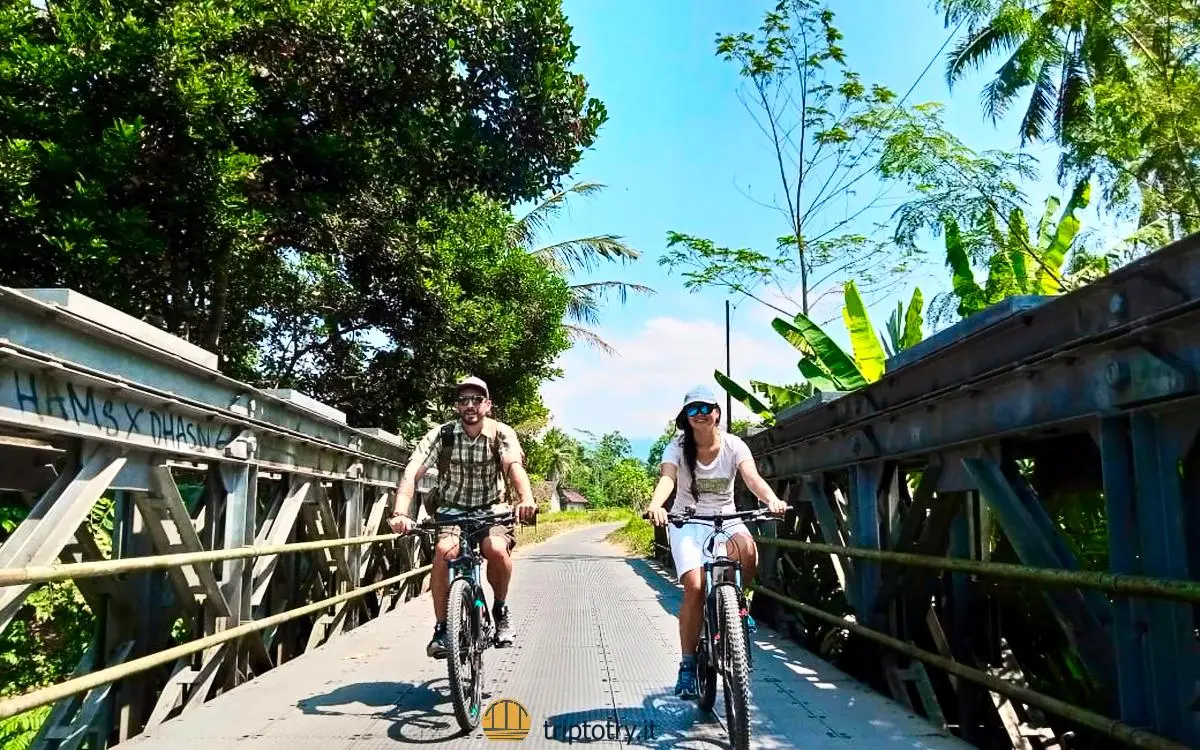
[387,512,414,534]
[515,500,538,524]
[766,498,789,515]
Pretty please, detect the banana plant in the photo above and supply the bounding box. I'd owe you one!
[881,288,924,358]
[712,372,812,424]
[714,281,926,422]
[944,178,1091,320]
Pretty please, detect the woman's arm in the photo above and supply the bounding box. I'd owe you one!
[646,463,677,511]
[737,457,788,512]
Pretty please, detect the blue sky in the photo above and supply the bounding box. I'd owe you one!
[532,0,1104,461]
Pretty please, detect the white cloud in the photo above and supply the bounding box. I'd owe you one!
[541,314,806,440]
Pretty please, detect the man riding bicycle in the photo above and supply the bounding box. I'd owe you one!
[388,376,538,658]
[644,385,787,699]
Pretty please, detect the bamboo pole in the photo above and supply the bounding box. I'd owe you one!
[0,563,432,720]
[0,533,403,587]
[755,536,1200,603]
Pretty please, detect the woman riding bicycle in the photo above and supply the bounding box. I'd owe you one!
[644,384,788,699]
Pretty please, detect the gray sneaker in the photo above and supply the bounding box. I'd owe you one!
[494,604,513,647]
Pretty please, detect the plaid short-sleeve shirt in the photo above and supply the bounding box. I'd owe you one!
[411,418,523,510]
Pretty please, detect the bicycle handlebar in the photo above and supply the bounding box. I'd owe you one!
[641,505,792,525]
[414,506,529,531]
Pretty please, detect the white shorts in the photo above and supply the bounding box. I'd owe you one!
[667,519,751,578]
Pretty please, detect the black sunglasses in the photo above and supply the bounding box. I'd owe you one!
[686,403,716,417]
[456,395,485,406]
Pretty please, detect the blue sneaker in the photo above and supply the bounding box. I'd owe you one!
[675,660,698,699]
[745,613,757,633]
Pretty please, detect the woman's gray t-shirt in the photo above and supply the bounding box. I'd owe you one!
[661,431,754,514]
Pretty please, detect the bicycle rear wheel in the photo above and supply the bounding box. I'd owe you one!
[446,578,483,733]
[716,584,751,750]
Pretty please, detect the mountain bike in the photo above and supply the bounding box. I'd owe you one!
[413,506,519,733]
[647,505,789,750]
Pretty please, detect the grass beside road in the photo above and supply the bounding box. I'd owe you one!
[607,514,655,558]
[514,507,635,547]
[508,507,656,558]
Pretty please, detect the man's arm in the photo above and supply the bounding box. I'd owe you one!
[392,461,428,518]
[497,424,535,507]
[392,426,440,518]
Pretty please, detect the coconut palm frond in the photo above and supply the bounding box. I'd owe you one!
[511,181,609,248]
[531,235,641,275]
[564,324,618,356]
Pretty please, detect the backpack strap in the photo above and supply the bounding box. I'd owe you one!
[436,422,456,480]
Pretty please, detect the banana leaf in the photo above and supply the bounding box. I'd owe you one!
[901,287,924,350]
[751,380,810,411]
[798,357,841,392]
[713,370,773,420]
[1037,178,1091,295]
[1007,206,1031,293]
[841,280,885,382]
[772,316,867,390]
[945,219,984,317]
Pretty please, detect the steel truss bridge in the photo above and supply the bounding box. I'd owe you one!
[1,234,1199,749]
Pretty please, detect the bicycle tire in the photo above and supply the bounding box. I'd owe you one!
[697,613,718,711]
[716,584,751,750]
[446,578,482,733]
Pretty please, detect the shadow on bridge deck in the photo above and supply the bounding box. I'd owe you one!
[119,523,970,750]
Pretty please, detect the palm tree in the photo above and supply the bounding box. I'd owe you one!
[510,181,654,355]
[938,0,1121,146]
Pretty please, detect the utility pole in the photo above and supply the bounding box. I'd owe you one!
[725,299,732,422]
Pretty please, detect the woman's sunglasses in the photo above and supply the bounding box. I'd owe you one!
[686,403,716,417]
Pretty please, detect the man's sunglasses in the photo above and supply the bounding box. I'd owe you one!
[456,395,486,406]
[686,403,716,417]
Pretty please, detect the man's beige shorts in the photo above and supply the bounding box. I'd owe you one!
[436,523,516,552]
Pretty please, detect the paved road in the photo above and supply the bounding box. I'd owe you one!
[122,523,972,749]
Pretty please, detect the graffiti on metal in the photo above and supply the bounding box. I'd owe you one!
[0,366,238,456]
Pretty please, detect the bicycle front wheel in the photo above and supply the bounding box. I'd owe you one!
[697,614,718,711]
[716,584,751,750]
[446,578,483,733]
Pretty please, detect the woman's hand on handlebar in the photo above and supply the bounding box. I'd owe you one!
[643,506,669,527]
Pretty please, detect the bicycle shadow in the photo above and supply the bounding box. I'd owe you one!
[542,691,728,749]
[296,677,470,744]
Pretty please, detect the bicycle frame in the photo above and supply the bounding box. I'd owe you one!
[655,505,791,678]
[413,506,518,732]
[417,507,518,643]
[699,516,752,670]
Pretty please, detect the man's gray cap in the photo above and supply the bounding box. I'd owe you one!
[454,375,490,398]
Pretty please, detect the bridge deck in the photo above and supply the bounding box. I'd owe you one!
[120,524,971,749]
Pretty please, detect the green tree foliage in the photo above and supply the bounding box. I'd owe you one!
[526,429,652,509]
[275,196,573,439]
[0,496,115,745]
[661,1,1033,318]
[0,0,605,434]
[938,0,1200,240]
